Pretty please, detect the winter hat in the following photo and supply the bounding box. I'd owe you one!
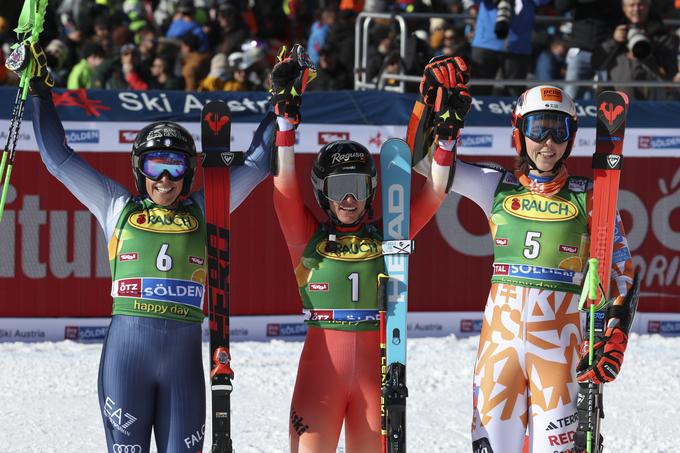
[208,53,228,79]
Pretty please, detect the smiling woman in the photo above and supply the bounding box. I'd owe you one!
[19,40,277,453]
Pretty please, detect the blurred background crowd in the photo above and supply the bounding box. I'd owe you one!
[0,0,679,100]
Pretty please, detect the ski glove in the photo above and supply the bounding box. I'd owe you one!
[432,84,472,141]
[271,44,317,126]
[419,56,469,107]
[576,276,639,384]
[5,41,54,99]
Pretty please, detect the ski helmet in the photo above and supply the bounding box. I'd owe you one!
[131,121,198,197]
[512,85,578,171]
[311,140,377,226]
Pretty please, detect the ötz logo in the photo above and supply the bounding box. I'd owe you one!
[112,444,142,453]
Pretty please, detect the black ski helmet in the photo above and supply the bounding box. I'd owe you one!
[311,140,377,226]
[131,121,198,197]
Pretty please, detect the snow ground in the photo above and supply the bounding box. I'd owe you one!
[0,334,678,453]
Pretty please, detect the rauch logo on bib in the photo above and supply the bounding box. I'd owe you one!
[503,193,578,221]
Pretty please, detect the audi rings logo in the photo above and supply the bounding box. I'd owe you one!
[113,444,142,453]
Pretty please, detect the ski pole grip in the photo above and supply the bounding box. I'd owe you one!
[587,258,599,301]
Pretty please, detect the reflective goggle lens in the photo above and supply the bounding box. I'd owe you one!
[522,112,572,144]
[324,174,371,203]
[140,151,189,180]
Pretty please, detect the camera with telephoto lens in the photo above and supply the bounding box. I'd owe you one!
[494,0,514,39]
[627,26,652,60]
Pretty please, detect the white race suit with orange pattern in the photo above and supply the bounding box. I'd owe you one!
[448,161,635,453]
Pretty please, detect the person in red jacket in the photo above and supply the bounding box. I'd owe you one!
[269,48,471,452]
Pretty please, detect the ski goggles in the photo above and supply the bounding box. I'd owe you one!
[521,112,573,144]
[140,151,190,181]
[323,173,372,203]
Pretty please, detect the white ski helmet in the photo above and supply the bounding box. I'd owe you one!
[512,85,578,164]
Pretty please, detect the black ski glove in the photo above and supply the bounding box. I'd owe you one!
[270,44,316,127]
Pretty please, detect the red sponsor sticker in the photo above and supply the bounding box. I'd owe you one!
[64,326,79,340]
[648,320,660,333]
[309,310,334,321]
[118,252,138,262]
[119,130,140,143]
[559,244,578,254]
[495,238,509,246]
[266,324,280,336]
[493,264,509,275]
[117,278,142,297]
[460,319,473,332]
[189,256,205,265]
[318,131,350,144]
[308,282,329,291]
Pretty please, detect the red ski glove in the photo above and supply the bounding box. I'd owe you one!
[576,275,640,385]
[419,56,472,141]
[419,55,469,106]
[271,44,316,126]
[576,322,628,384]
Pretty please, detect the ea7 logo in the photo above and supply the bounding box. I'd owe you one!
[387,184,405,238]
[318,131,349,144]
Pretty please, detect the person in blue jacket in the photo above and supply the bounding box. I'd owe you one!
[468,0,552,96]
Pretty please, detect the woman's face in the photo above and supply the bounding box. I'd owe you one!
[151,58,165,77]
[145,174,183,206]
[525,135,568,175]
[329,195,367,225]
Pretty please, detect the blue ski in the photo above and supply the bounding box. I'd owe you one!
[380,138,412,453]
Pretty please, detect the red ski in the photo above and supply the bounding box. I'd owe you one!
[201,100,244,453]
[575,91,629,453]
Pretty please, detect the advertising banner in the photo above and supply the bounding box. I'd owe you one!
[0,88,678,318]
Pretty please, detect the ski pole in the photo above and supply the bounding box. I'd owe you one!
[0,0,48,223]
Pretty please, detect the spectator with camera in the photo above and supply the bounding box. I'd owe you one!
[555,0,625,100]
[592,0,679,100]
[467,0,552,96]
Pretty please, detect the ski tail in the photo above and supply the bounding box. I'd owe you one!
[201,100,242,453]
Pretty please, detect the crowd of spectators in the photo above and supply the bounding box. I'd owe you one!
[0,0,679,100]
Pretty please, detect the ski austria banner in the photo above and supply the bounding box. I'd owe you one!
[1,88,679,334]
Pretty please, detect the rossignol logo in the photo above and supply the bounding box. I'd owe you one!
[503,193,578,221]
[607,155,621,168]
[316,236,382,261]
[540,87,563,102]
[331,152,365,165]
[128,207,199,233]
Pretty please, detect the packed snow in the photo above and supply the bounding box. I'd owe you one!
[0,334,678,453]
